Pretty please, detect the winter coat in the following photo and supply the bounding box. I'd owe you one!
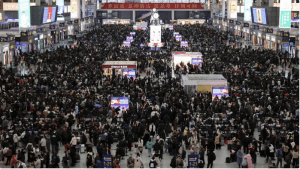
[127,156,135,168]
[236,151,243,164]
[134,157,143,168]
[215,135,220,144]
[146,141,154,149]
[13,134,18,143]
[244,154,253,168]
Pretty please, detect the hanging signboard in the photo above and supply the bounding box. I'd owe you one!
[279,0,291,28]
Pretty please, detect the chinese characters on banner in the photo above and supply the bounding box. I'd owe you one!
[101,3,204,9]
[279,0,291,28]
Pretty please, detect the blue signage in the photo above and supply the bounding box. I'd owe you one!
[103,155,113,168]
[67,21,73,25]
[188,155,198,168]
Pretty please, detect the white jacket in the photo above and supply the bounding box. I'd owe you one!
[70,137,77,146]
[13,134,19,143]
[149,124,156,132]
[40,138,46,147]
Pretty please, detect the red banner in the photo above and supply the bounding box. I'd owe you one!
[101,3,204,9]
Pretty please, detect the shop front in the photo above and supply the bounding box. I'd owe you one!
[218,17,222,30]
[18,31,34,53]
[271,35,277,51]
[80,18,86,32]
[257,31,264,46]
[265,34,271,49]
[276,31,290,53]
[67,21,74,37]
[235,21,242,37]
[294,35,299,58]
[251,25,259,46]
[50,24,59,44]
[59,22,66,41]
[222,18,228,32]
[102,19,130,25]
[102,61,137,78]
[89,16,94,27]
[73,19,80,34]
[85,17,89,30]
[213,16,218,27]
[36,28,46,52]
[243,23,250,41]
[177,19,206,25]
[33,35,39,52]
[0,35,15,65]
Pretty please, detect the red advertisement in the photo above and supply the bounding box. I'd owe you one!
[47,7,53,22]
[101,3,204,9]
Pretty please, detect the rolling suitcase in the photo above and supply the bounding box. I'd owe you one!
[80,144,85,153]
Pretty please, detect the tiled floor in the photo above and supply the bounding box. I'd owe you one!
[0,128,276,168]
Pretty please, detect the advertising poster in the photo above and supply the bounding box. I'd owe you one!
[192,58,203,66]
[103,155,113,168]
[252,8,267,24]
[71,0,79,18]
[122,41,131,47]
[212,87,229,100]
[188,155,198,168]
[126,36,134,42]
[244,0,252,21]
[130,32,136,36]
[291,11,299,22]
[180,41,188,47]
[57,0,64,15]
[279,0,291,28]
[97,0,100,10]
[230,0,237,18]
[150,25,161,43]
[175,35,182,41]
[110,97,129,110]
[43,7,57,23]
[18,0,31,28]
[122,69,136,78]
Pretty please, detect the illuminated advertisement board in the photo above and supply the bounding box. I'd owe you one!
[244,0,252,21]
[279,0,291,28]
[71,0,79,18]
[18,0,31,28]
[229,0,237,18]
[110,97,129,110]
[212,87,229,100]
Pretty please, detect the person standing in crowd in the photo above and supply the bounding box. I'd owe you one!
[236,149,243,168]
[146,139,154,157]
[207,150,216,168]
[127,153,135,168]
[134,153,143,168]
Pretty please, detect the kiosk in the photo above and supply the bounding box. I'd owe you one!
[177,19,206,25]
[172,52,203,68]
[0,35,15,65]
[271,35,277,51]
[181,74,228,96]
[102,61,137,78]
[276,31,290,53]
[103,19,130,25]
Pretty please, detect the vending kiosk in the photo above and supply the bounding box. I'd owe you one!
[0,35,15,65]
[102,61,137,78]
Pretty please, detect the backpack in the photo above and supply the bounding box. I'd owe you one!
[56,156,60,164]
[27,144,33,152]
[213,153,216,161]
[170,157,176,168]
[276,149,282,158]
[149,160,157,168]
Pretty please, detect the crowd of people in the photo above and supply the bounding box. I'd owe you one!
[0,22,298,168]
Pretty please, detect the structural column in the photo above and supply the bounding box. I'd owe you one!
[171,10,174,20]
[133,10,136,22]
[256,0,261,6]
[222,0,225,18]
[268,0,273,7]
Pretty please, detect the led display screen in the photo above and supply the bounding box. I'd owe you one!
[212,87,229,100]
[42,7,57,23]
[111,97,129,110]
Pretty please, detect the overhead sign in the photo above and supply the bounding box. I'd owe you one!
[50,25,57,29]
[21,32,28,37]
[236,21,241,25]
[36,28,44,33]
[0,37,8,42]
[74,19,79,23]
[244,0,252,21]
[59,22,65,27]
[3,2,18,11]
[244,23,249,27]
[67,21,73,25]
[103,155,113,168]
[188,155,199,168]
[101,3,204,9]
[18,0,31,28]
[279,0,291,28]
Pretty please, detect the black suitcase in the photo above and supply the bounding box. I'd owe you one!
[226,157,231,163]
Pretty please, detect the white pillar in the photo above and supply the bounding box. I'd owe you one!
[256,0,261,6]
[35,0,41,6]
[268,0,273,7]
[222,0,225,18]
[227,0,231,19]
[82,0,86,18]
[172,10,174,20]
[133,10,136,22]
